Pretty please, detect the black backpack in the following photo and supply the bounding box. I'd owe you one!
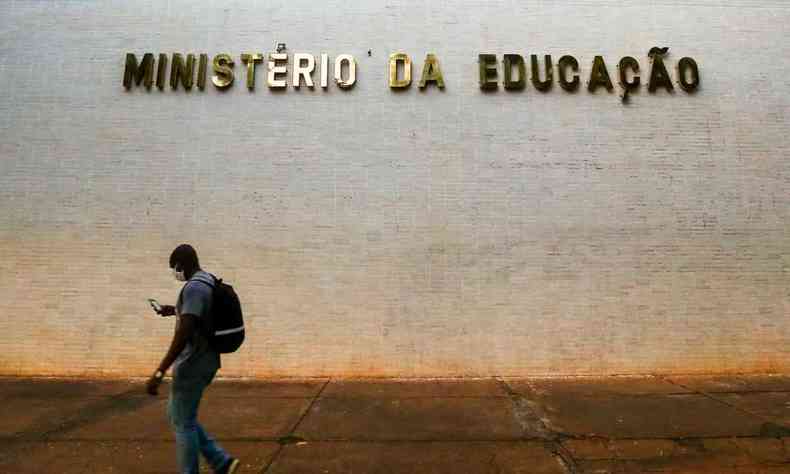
[190,274,245,353]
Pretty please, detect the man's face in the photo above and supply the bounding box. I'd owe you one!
[171,263,186,282]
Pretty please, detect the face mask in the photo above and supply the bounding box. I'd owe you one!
[172,267,186,282]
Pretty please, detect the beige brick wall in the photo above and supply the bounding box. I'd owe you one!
[0,0,788,377]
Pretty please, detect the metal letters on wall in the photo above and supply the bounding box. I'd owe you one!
[124,48,701,102]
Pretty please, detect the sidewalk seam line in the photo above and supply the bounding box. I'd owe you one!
[495,377,580,474]
[660,376,781,424]
[261,378,332,474]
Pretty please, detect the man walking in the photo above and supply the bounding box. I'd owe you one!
[146,244,240,474]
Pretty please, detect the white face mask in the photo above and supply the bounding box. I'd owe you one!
[172,267,187,282]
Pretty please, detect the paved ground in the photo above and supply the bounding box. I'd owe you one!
[1,375,789,473]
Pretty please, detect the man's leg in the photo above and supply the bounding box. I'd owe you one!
[196,422,231,470]
[168,383,206,474]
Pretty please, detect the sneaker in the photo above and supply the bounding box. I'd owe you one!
[216,458,240,474]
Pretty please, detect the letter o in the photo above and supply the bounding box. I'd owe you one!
[678,57,700,93]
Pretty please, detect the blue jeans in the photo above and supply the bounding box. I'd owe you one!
[168,354,229,474]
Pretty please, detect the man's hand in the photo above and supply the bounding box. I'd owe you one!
[158,305,176,317]
[146,371,164,396]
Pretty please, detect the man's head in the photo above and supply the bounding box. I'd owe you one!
[169,244,200,281]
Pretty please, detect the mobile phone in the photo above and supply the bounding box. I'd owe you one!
[148,298,162,313]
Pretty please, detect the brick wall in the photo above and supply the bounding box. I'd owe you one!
[0,0,787,377]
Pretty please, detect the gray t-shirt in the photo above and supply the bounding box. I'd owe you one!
[173,270,220,375]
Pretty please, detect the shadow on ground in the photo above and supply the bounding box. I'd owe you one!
[1,375,789,473]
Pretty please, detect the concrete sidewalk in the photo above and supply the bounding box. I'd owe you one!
[1,375,789,473]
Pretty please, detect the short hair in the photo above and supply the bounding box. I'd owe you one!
[169,244,200,270]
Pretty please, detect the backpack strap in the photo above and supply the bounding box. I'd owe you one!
[183,275,217,338]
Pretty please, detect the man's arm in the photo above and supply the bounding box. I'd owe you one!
[146,314,197,395]
[158,313,196,373]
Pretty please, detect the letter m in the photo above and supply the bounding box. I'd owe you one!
[123,53,155,89]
